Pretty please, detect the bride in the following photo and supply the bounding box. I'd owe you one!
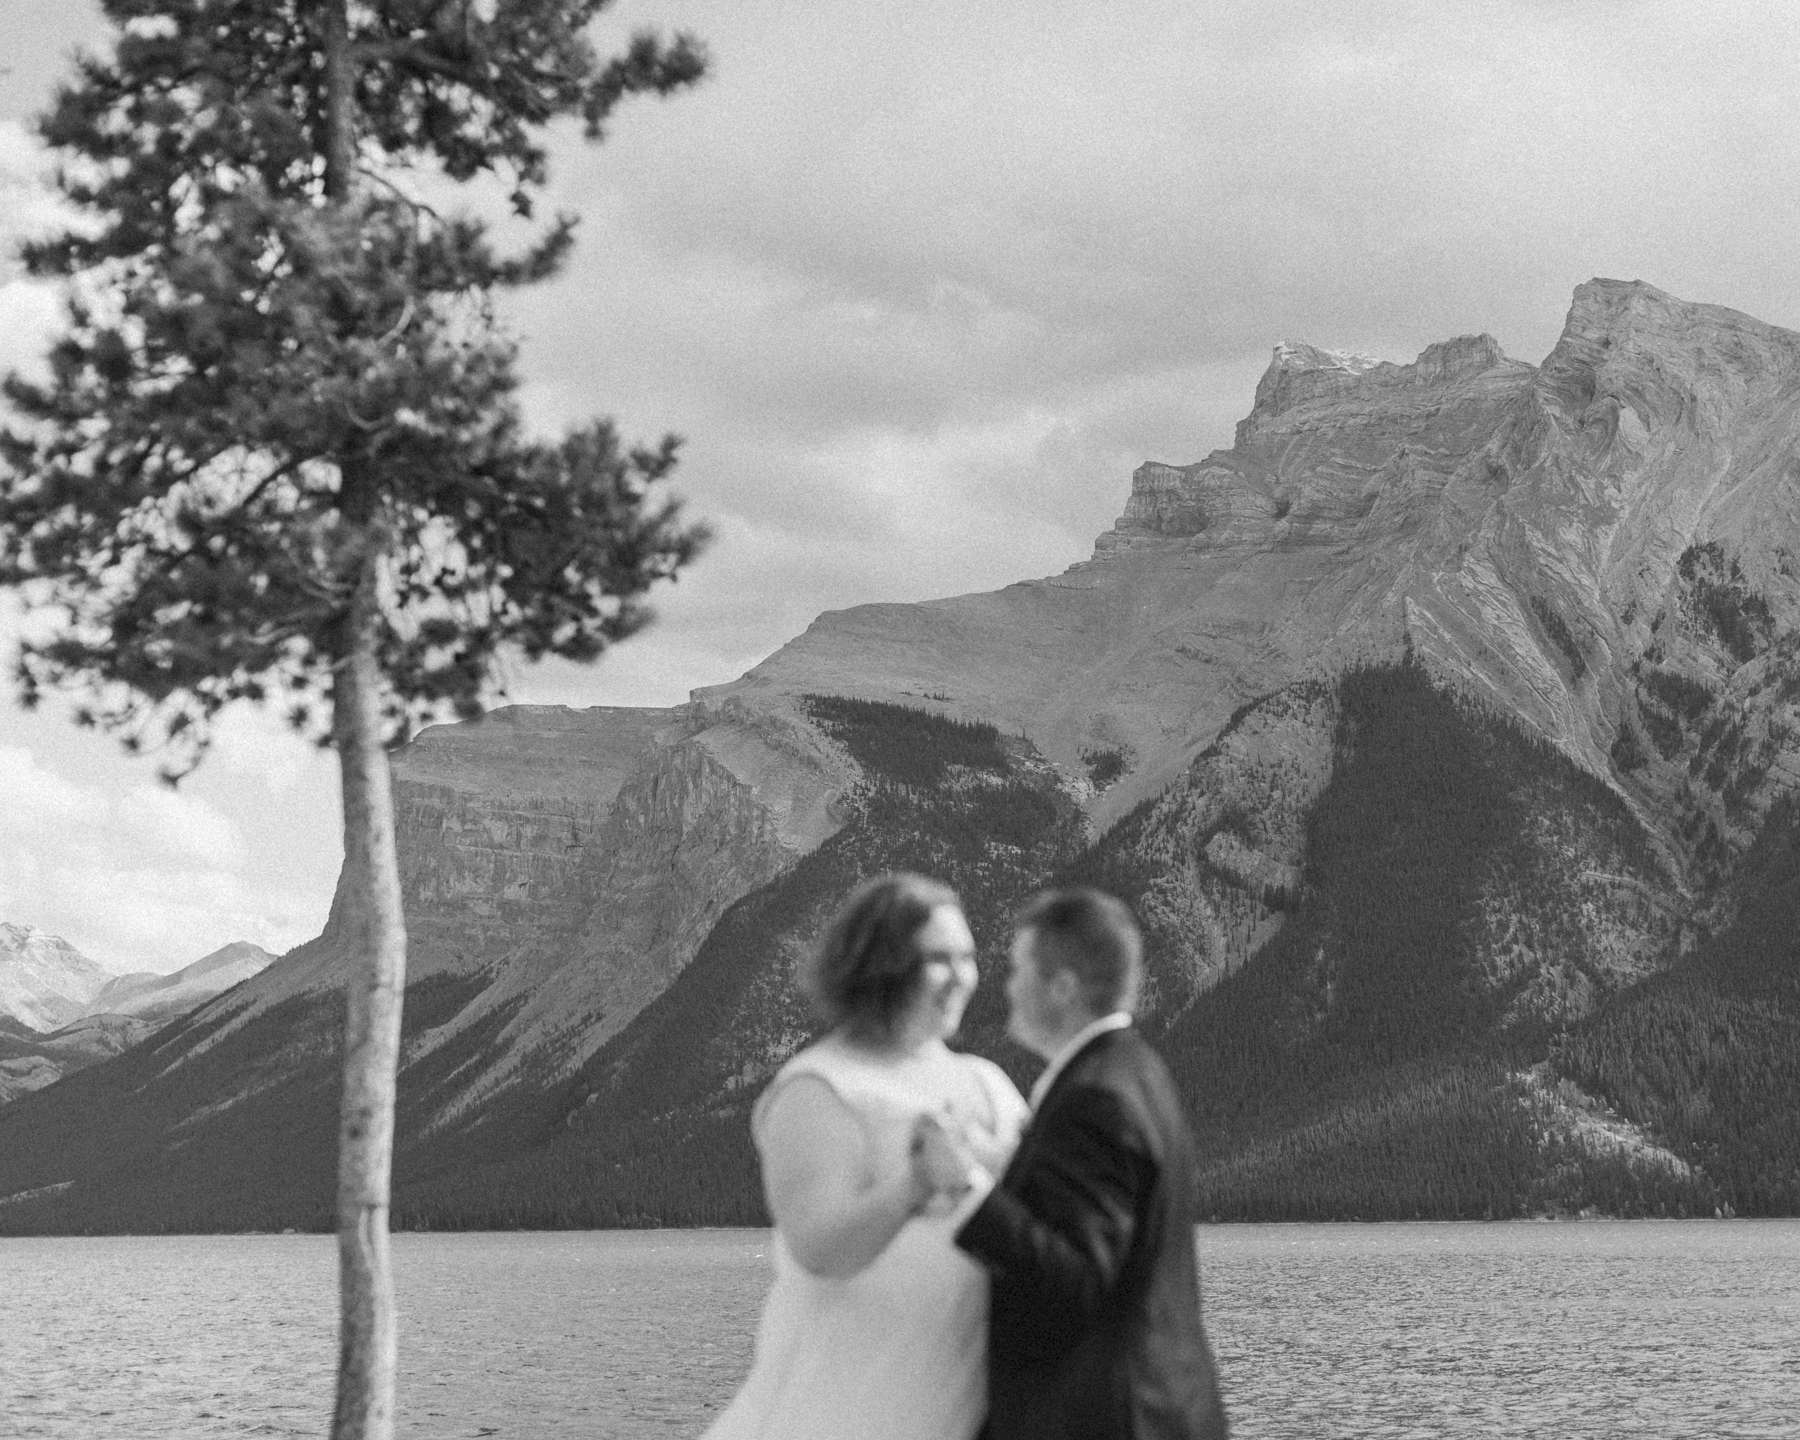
[703,873,1029,1440]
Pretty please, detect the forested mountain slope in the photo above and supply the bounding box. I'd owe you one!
[389,667,1781,1228]
[3,279,1799,1231]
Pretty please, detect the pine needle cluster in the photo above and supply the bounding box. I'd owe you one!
[0,0,709,775]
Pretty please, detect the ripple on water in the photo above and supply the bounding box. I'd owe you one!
[2,1221,1796,1439]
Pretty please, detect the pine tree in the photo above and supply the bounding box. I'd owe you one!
[0,4,706,1436]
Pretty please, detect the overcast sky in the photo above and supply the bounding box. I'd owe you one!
[3,0,1799,972]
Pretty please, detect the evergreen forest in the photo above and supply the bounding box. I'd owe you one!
[2,668,1796,1233]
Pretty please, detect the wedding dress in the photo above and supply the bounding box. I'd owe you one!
[702,1035,1028,1440]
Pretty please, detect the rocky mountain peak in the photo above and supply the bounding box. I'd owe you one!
[690,280,1800,845]
[1237,329,1531,447]
[183,941,273,979]
[1409,332,1515,383]
[1240,340,1382,443]
[1270,339,1384,375]
[0,925,115,1033]
[80,941,276,1028]
[1103,327,1536,561]
[1533,278,1800,446]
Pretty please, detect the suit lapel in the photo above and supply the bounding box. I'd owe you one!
[1035,1024,1126,1115]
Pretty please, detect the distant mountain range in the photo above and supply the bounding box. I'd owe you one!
[84,942,278,1025]
[0,932,275,1104]
[0,924,117,1033]
[2,278,1796,1231]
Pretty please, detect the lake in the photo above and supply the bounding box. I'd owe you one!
[3,1221,1796,1438]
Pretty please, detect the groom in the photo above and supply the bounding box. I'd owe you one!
[915,888,1229,1440]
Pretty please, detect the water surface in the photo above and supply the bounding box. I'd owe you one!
[3,1221,1795,1438]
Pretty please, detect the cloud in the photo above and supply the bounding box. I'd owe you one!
[487,0,1800,719]
[568,0,1800,393]
[0,278,61,381]
[0,593,339,972]
[0,112,340,973]
[0,743,319,972]
[0,120,61,217]
[7,0,1800,954]
[116,785,245,869]
[0,122,69,388]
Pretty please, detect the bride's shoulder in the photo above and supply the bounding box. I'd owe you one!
[753,1037,857,1134]
[772,1031,854,1080]
[758,1033,873,1107]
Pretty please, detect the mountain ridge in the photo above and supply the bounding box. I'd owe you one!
[698,279,1800,840]
[0,936,276,1103]
[0,924,117,1034]
[2,278,1797,1229]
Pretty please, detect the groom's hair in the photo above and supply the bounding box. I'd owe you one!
[1015,888,1142,1016]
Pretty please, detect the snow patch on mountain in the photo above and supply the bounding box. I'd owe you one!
[0,924,116,1032]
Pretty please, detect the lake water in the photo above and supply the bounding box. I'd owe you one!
[3,1221,1796,1439]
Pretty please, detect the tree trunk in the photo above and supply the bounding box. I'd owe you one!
[329,566,408,1440]
[321,10,400,1432]
[321,0,355,204]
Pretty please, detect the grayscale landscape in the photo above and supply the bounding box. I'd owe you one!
[3,278,1796,1232]
[2,1,1798,1437]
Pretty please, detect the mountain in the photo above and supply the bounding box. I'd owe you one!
[86,942,277,1025]
[2,278,1797,1231]
[0,925,116,1033]
[0,936,276,1105]
[0,1013,158,1107]
[712,283,1800,851]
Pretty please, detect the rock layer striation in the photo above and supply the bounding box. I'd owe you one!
[7,280,1799,1226]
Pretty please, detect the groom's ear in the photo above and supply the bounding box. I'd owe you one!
[1045,964,1082,1010]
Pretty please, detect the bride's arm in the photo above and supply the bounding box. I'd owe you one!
[757,1075,929,1279]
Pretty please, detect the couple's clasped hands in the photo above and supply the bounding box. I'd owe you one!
[908,1107,999,1212]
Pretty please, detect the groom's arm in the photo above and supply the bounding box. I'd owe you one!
[954,1085,1155,1337]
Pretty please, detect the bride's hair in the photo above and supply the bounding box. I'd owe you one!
[802,872,961,1038]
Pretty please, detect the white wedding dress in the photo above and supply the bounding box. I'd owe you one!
[702,1035,1028,1440]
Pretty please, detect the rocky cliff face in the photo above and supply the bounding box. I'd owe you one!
[152,692,856,1127]
[7,280,1798,1229]
[419,709,833,1112]
[400,696,851,1086]
[707,281,1800,859]
[1098,669,1678,1032]
[391,704,676,968]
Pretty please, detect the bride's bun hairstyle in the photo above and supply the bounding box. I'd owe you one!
[1014,887,1143,1017]
[803,872,962,1039]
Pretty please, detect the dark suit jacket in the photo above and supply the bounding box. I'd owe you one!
[955,1025,1228,1440]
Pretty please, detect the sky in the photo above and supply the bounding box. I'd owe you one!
[2,0,1799,972]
